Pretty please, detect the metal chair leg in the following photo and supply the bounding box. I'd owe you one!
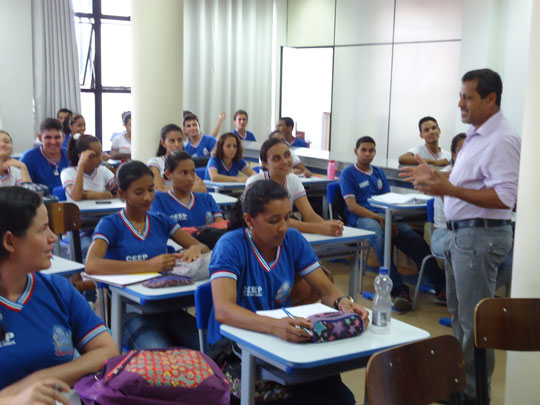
[413,254,434,310]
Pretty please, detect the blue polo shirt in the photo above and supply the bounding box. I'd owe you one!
[92,210,180,261]
[232,129,256,142]
[0,273,108,389]
[20,146,70,193]
[207,227,320,345]
[150,191,222,227]
[204,156,249,180]
[288,137,308,148]
[340,164,390,225]
[185,135,217,157]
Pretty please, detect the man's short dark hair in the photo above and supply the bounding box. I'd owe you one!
[279,117,294,128]
[40,118,62,133]
[183,113,199,127]
[355,136,376,149]
[57,108,72,117]
[418,116,438,132]
[462,68,503,107]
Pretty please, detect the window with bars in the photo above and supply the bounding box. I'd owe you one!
[72,0,132,151]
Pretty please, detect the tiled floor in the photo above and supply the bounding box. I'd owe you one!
[327,260,507,405]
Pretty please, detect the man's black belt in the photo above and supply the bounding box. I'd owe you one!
[446,219,512,231]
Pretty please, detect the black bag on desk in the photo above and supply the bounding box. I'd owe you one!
[192,227,227,249]
[20,182,58,203]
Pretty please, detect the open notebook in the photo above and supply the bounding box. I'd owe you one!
[371,192,431,205]
[82,272,160,287]
[256,303,337,319]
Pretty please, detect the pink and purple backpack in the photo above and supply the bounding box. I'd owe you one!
[75,348,230,404]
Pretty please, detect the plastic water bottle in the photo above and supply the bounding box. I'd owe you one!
[372,267,393,334]
[327,160,336,180]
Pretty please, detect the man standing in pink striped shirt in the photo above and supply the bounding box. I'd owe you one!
[401,68,520,403]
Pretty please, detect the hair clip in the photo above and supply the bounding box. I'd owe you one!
[73,133,82,141]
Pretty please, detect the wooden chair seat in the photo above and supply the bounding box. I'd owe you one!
[366,335,466,405]
[474,298,540,404]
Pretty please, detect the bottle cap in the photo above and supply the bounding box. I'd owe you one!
[379,267,389,275]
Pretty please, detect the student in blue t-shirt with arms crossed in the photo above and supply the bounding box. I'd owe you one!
[340,136,446,311]
[204,132,255,182]
[85,160,209,350]
[208,180,369,405]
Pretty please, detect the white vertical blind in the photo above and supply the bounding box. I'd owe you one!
[32,0,81,131]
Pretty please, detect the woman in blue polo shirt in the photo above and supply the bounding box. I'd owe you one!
[208,180,368,405]
[85,160,209,350]
[0,187,117,402]
[204,132,256,182]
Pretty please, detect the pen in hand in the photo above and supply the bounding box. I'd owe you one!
[281,306,313,337]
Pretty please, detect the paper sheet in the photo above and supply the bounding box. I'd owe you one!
[81,272,159,287]
[371,192,430,205]
[257,303,337,319]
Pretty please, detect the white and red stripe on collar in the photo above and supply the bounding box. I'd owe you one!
[0,273,35,312]
[120,210,150,240]
[167,190,195,210]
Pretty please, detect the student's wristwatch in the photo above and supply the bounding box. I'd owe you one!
[334,295,354,310]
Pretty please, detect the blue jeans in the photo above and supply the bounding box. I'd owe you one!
[355,217,445,294]
[444,225,512,398]
[123,310,199,350]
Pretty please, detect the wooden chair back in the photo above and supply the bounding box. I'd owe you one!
[366,335,466,405]
[475,298,540,351]
[46,202,82,263]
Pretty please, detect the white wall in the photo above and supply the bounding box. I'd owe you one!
[458,0,532,135]
[284,0,464,162]
[0,0,35,153]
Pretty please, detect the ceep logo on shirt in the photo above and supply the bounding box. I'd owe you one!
[243,285,263,297]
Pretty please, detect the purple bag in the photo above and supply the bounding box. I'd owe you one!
[143,274,193,288]
[308,311,364,343]
[75,348,230,404]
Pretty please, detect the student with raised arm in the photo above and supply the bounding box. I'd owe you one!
[20,118,70,193]
[341,136,446,311]
[0,130,31,187]
[276,117,308,148]
[110,112,132,160]
[183,114,217,157]
[231,109,256,141]
[0,187,118,403]
[398,116,451,166]
[204,132,255,182]
[85,161,208,349]
[61,134,117,202]
[148,123,206,192]
[208,180,368,405]
[248,138,342,236]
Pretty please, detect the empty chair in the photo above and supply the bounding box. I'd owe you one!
[194,282,213,353]
[474,298,540,405]
[46,201,82,263]
[366,335,466,405]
